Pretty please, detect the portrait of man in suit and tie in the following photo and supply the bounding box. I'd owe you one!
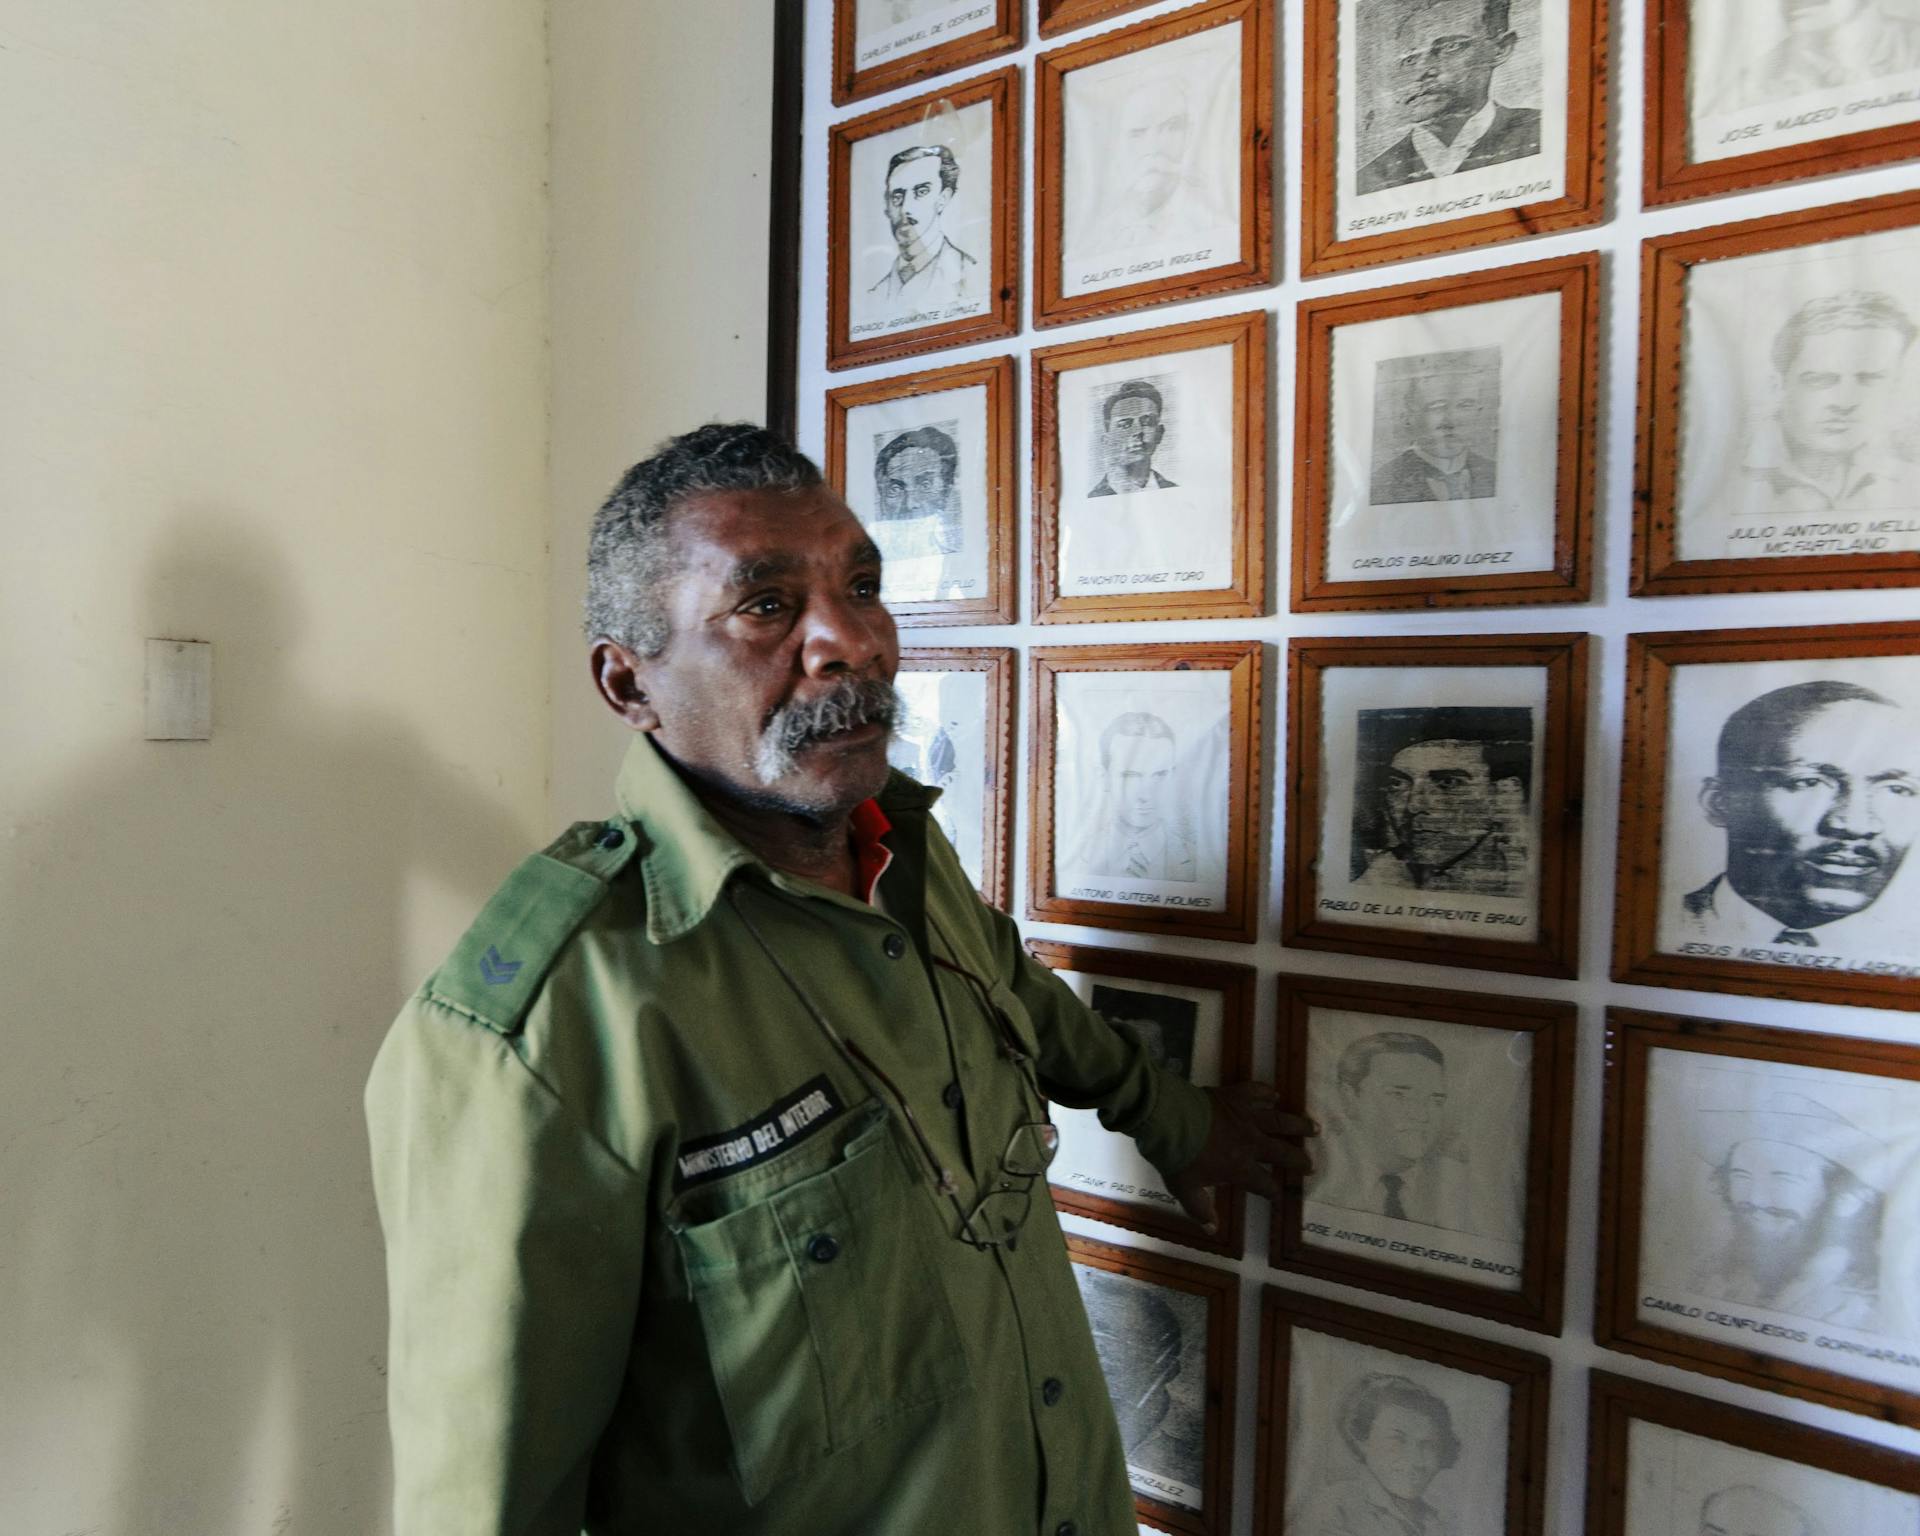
[1369,349,1501,507]
[1090,711,1198,883]
[1309,1031,1479,1233]
[1356,0,1543,195]
[1674,679,1920,955]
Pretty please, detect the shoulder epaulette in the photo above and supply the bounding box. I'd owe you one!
[424,819,641,1035]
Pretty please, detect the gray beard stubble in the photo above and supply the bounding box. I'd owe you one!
[751,675,902,786]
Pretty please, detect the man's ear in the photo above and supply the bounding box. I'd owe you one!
[1493,29,1517,65]
[1699,776,1729,829]
[590,639,663,733]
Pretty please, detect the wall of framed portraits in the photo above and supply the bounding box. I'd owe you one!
[793,1,1920,1531]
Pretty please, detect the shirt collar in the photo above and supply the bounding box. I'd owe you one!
[1739,420,1893,508]
[611,733,937,944]
[1411,98,1497,178]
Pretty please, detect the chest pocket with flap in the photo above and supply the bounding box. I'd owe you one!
[668,1107,971,1506]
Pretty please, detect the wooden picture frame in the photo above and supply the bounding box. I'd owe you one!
[1587,1371,1920,1536]
[1067,1234,1239,1535]
[1029,941,1256,1257]
[1033,0,1274,328]
[1630,191,1920,597]
[1270,973,1574,1334]
[1282,633,1588,977]
[831,0,1022,106]
[1029,641,1263,942]
[1032,310,1268,624]
[1612,621,1920,1011]
[827,65,1020,371]
[825,354,1017,626]
[1291,254,1600,612]
[1300,0,1608,276]
[1039,0,1161,39]
[1644,0,1920,206]
[1253,1287,1550,1536]
[895,647,1015,908]
[1596,1008,1920,1425]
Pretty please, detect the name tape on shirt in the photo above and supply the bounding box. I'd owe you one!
[673,1076,846,1189]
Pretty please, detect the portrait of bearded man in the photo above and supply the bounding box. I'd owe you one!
[1687,1091,1887,1330]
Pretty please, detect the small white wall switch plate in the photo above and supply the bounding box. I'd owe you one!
[146,638,213,740]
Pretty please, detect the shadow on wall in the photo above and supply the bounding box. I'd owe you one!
[3,513,525,1533]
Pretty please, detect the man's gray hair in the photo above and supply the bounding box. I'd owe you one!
[582,423,824,657]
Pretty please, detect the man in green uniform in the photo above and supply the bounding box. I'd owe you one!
[365,424,1312,1535]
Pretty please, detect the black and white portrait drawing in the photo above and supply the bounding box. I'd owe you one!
[1656,658,1920,968]
[1074,1264,1210,1514]
[847,98,994,340]
[1285,1328,1512,1536]
[1302,1008,1529,1289]
[1637,1047,1920,1395]
[1350,706,1535,898]
[1338,0,1565,238]
[1325,291,1561,580]
[1060,21,1244,298]
[1053,670,1232,910]
[1675,226,1920,560]
[887,667,987,886]
[1316,665,1547,939]
[1089,377,1180,498]
[1688,0,1920,165]
[1056,344,1237,594]
[843,384,991,602]
[1093,983,1199,1077]
[1051,975,1222,1214]
[851,0,1001,73]
[1624,1417,1920,1536]
[1369,349,1501,506]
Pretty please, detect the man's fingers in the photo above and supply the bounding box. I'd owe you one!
[1174,1176,1217,1231]
[1256,1134,1313,1176]
[1258,1108,1318,1139]
[1241,1162,1281,1202]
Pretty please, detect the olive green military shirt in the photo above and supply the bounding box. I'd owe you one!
[365,734,1212,1536]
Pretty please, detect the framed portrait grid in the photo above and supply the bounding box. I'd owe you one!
[891,647,1014,907]
[825,354,1017,625]
[1067,1234,1239,1535]
[1029,941,1255,1258]
[1269,973,1575,1334]
[1032,309,1267,623]
[1034,0,1275,327]
[827,65,1020,370]
[1596,1008,1920,1425]
[1282,632,1589,977]
[1253,1286,1551,1536]
[1028,641,1263,942]
[830,0,1021,105]
[1292,252,1601,611]
[1300,0,1609,275]
[1612,621,1920,1011]
[1644,0,1920,206]
[1632,190,1920,597]
[1588,1371,1920,1536]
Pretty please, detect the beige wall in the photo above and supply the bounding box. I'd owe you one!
[546,0,774,821]
[0,2,550,1530]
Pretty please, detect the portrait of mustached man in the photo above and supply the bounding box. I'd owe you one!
[364,424,1315,1534]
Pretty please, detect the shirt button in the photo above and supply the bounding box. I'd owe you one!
[882,932,907,960]
[807,1234,839,1264]
[1041,1377,1064,1406]
[595,824,624,850]
[1055,1523,1076,1536]
[942,1081,963,1109]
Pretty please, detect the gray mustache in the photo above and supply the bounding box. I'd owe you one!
[764,676,901,757]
